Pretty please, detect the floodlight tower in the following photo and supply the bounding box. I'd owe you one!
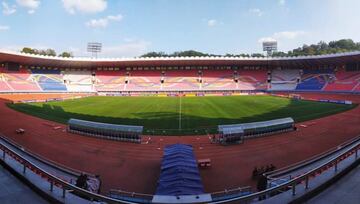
[263,40,278,57]
[87,42,102,58]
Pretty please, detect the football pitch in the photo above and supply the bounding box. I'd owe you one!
[8,95,356,135]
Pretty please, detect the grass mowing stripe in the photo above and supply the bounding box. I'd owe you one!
[7,95,356,135]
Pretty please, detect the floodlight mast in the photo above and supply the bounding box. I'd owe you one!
[263,41,278,57]
[87,42,102,58]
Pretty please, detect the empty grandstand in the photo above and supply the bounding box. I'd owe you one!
[0,50,359,93]
[30,68,67,91]
[324,68,360,92]
[270,69,300,91]
[2,1,360,203]
[63,70,94,92]
[296,69,335,91]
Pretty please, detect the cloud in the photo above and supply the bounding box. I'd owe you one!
[0,25,10,31]
[205,19,223,27]
[107,14,122,21]
[62,0,107,14]
[86,18,108,28]
[248,8,263,17]
[85,14,123,28]
[207,19,218,27]
[278,0,286,6]
[2,1,16,15]
[258,37,277,43]
[16,0,40,14]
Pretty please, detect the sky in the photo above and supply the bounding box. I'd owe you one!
[1,0,360,57]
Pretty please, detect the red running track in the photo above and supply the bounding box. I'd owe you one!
[0,93,359,194]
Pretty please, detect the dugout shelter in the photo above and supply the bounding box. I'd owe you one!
[218,117,295,144]
[68,118,143,143]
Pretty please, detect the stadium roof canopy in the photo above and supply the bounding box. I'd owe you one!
[1,50,360,68]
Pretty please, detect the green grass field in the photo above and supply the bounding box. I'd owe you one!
[8,95,356,135]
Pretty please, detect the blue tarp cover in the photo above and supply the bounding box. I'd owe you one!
[155,144,205,196]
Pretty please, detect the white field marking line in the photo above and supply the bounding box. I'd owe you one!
[178,96,182,130]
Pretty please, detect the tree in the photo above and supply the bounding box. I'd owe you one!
[44,49,57,56]
[271,51,287,57]
[141,52,168,57]
[174,50,208,57]
[251,53,265,58]
[20,47,57,56]
[21,47,35,54]
[59,52,73,58]
[141,40,360,58]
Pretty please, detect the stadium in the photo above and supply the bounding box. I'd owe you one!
[1,1,360,204]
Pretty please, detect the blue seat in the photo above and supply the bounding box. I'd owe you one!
[31,69,68,91]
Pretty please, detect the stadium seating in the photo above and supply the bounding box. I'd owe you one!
[30,69,67,91]
[202,70,237,90]
[296,69,334,91]
[126,70,162,91]
[0,81,12,91]
[323,69,360,92]
[1,66,359,93]
[162,70,200,91]
[237,70,267,90]
[63,70,94,92]
[0,67,40,91]
[95,70,126,91]
[270,69,300,91]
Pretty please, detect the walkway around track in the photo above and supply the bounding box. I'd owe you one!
[0,166,49,204]
[307,164,360,204]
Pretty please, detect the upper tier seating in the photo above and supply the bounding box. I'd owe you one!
[0,67,40,91]
[30,69,67,91]
[323,69,360,92]
[270,69,300,91]
[296,69,334,91]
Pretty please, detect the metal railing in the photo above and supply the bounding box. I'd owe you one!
[0,142,137,204]
[0,135,87,178]
[109,189,154,203]
[209,141,360,203]
[210,186,252,201]
[266,135,360,183]
[0,133,359,204]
